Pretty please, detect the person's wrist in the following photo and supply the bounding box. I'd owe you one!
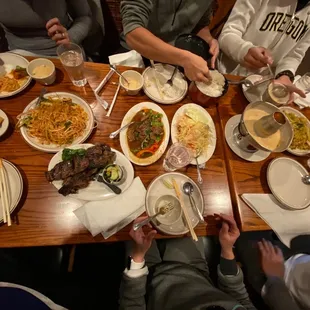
[221,247,235,260]
[177,49,192,67]
[131,252,146,263]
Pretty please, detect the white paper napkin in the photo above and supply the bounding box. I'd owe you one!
[109,50,144,68]
[241,194,310,248]
[294,75,310,108]
[74,177,146,239]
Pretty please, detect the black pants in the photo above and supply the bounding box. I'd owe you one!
[236,231,310,294]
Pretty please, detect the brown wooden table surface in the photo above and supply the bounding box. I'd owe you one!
[0,59,233,247]
[217,79,310,232]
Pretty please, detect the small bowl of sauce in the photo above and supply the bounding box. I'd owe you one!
[27,58,56,85]
[119,70,144,95]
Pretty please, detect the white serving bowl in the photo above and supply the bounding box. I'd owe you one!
[27,58,56,85]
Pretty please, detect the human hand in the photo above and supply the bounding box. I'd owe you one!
[129,216,157,263]
[275,75,306,103]
[209,38,219,69]
[182,51,211,83]
[215,213,240,259]
[244,47,273,70]
[258,239,285,279]
[46,18,70,45]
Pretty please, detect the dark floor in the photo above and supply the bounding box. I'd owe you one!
[0,243,125,310]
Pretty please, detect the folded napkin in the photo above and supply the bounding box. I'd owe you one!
[241,194,310,248]
[294,75,310,108]
[74,177,146,239]
[109,50,144,68]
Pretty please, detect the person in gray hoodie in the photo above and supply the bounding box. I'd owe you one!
[119,213,257,310]
[120,0,219,83]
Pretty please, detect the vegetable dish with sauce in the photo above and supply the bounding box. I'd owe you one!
[127,109,165,158]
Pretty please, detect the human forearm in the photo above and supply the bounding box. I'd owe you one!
[119,274,147,310]
[67,0,92,44]
[67,16,92,44]
[263,277,301,310]
[197,26,213,44]
[126,27,190,66]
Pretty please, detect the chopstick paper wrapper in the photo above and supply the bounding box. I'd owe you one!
[172,178,198,242]
[74,177,146,239]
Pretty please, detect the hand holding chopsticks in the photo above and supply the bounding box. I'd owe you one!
[172,178,198,242]
[0,159,11,226]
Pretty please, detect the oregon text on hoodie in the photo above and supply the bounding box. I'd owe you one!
[217,0,310,77]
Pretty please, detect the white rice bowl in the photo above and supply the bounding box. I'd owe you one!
[196,70,225,97]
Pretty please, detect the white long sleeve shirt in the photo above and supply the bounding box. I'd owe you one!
[217,0,310,77]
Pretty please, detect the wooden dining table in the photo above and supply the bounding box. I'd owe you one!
[0,58,233,248]
[217,79,310,232]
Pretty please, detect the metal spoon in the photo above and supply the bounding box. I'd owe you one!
[227,78,254,88]
[183,182,204,223]
[109,65,130,85]
[195,149,203,185]
[109,121,135,139]
[97,175,122,194]
[302,175,310,185]
[133,203,174,231]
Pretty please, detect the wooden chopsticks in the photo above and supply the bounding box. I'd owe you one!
[0,159,11,226]
[172,178,198,242]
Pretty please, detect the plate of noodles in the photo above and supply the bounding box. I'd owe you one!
[17,92,95,153]
[0,52,31,98]
[171,103,216,165]
[280,107,310,156]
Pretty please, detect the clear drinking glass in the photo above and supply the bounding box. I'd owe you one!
[295,72,310,93]
[163,143,193,172]
[57,43,87,87]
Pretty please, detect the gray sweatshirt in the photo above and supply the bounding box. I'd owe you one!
[120,0,214,48]
[120,262,256,310]
[0,0,92,56]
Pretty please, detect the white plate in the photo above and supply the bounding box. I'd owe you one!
[0,52,31,98]
[142,64,188,104]
[171,103,216,165]
[145,172,204,235]
[280,106,310,156]
[225,115,270,162]
[0,109,9,137]
[267,157,310,210]
[20,92,95,153]
[0,159,23,223]
[242,74,269,103]
[120,102,170,166]
[48,144,134,201]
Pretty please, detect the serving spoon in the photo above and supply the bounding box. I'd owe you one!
[109,121,135,139]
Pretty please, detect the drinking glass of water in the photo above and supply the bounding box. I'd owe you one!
[163,143,193,172]
[295,72,310,93]
[57,43,87,87]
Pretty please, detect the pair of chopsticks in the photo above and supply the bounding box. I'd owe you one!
[172,179,198,242]
[94,69,114,110]
[0,159,11,226]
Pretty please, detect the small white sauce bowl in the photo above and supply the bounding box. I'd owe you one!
[27,58,56,85]
[119,70,144,95]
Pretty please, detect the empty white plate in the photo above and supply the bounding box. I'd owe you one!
[267,157,310,210]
